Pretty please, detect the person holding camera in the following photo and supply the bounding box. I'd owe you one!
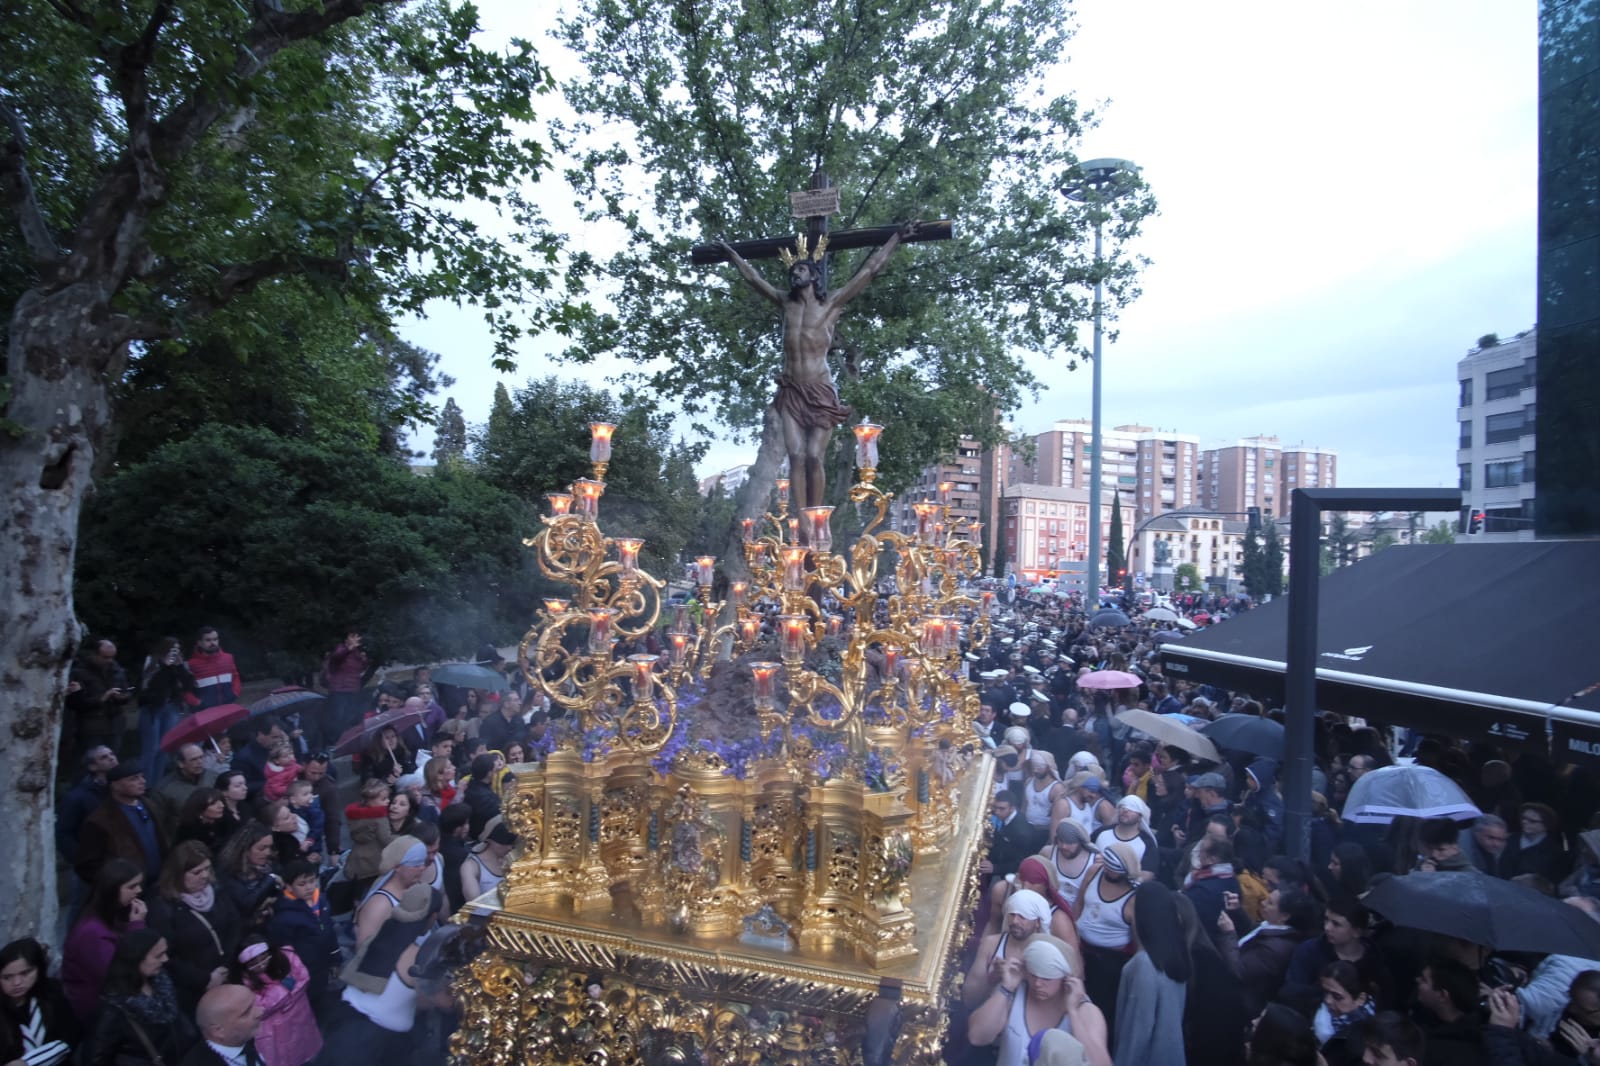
[67,638,133,763]
[139,636,198,783]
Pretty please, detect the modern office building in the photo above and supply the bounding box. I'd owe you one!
[1009,419,1199,526]
[1536,0,1600,536]
[1456,330,1538,540]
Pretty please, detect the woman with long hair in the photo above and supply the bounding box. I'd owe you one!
[62,857,147,1020]
[1171,893,1248,1066]
[231,937,323,1066]
[78,929,199,1066]
[387,791,419,838]
[0,938,76,1066]
[216,822,283,926]
[461,752,503,840]
[361,726,411,784]
[1112,880,1189,1065]
[175,787,232,853]
[214,769,253,829]
[418,756,457,824]
[1244,1004,1319,1066]
[137,636,196,783]
[146,841,242,1012]
[1324,843,1372,898]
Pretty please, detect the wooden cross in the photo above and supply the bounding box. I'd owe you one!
[689,169,953,274]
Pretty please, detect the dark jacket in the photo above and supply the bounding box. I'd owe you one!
[138,661,197,709]
[266,890,339,1006]
[1420,1015,1490,1066]
[1183,945,1249,1066]
[79,977,198,1066]
[1181,867,1241,947]
[1504,834,1569,884]
[177,1039,264,1066]
[76,798,168,885]
[56,774,107,862]
[148,894,244,1011]
[462,779,502,841]
[0,979,76,1065]
[220,869,280,924]
[232,741,272,800]
[1484,1022,1579,1065]
[476,711,527,759]
[1218,925,1303,1016]
[1279,937,1392,1019]
[987,812,1036,879]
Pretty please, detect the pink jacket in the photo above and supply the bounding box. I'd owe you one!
[248,947,323,1066]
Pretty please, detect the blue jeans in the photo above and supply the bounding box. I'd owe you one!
[140,702,183,782]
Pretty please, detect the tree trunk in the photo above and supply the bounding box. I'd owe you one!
[2,282,119,942]
[713,404,788,657]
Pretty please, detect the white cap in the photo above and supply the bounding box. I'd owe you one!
[1023,665,1041,675]
[1008,703,1033,718]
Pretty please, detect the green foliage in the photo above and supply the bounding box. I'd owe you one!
[1324,513,1360,569]
[1174,562,1203,593]
[1106,490,1126,585]
[1370,530,1397,554]
[1261,530,1285,597]
[472,375,708,574]
[1420,520,1456,545]
[74,425,539,679]
[991,529,1008,579]
[1239,525,1268,598]
[432,398,468,465]
[687,481,738,558]
[553,0,1156,477]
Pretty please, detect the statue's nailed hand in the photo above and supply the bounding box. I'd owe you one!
[899,219,923,239]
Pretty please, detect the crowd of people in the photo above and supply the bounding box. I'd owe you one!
[949,582,1600,1066]
[40,627,540,1066]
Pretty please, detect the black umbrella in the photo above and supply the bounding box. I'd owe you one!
[332,707,427,758]
[430,662,510,694]
[1200,713,1285,757]
[247,686,326,719]
[1151,630,1185,644]
[1088,609,1131,629]
[1363,870,1600,961]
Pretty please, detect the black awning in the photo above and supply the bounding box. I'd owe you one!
[1158,541,1600,753]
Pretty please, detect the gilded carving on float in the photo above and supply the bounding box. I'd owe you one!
[451,421,993,1064]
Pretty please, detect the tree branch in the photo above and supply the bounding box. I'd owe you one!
[0,100,62,265]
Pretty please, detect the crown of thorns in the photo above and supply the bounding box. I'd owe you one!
[777,233,829,268]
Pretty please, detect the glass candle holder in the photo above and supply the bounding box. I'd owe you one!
[694,556,715,587]
[546,493,573,516]
[671,604,690,635]
[920,618,946,658]
[912,501,937,544]
[937,481,953,506]
[615,537,643,572]
[730,582,747,608]
[741,517,755,543]
[775,478,790,508]
[852,420,883,470]
[968,521,983,551]
[739,616,760,646]
[573,479,604,520]
[803,505,834,552]
[779,545,808,592]
[668,631,690,666]
[826,614,842,637]
[980,589,995,617]
[940,616,961,656]
[787,518,800,545]
[587,607,617,652]
[628,653,657,701]
[750,662,781,708]
[932,520,946,544]
[543,597,570,616]
[882,645,901,679]
[777,614,808,661]
[589,422,616,463]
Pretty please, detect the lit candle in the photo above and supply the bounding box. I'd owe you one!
[573,479,604,519]
[615,537,643,572]
[920,618,946,657]
[779,545,808,592]
[787,517,800,545]
[980,589,995,617]
[937,481,953,506]
[775,478,790,508]
[671,604,690,635]
[932,520,946,544]
[826,614,842,637]
[694,556,715,587]
[750,662,781,707]
[852,420,883,470]
[587,607,616,652]
[941,616,962,656]
[543,597,569,616]
[912,501,937,544]
[882,646,901,678]
[668,631,690,665]
[589,422,616,463]
[546,493,573,516]
[741,517,755,543]
[730,581,747,608]
[739,616,760,646]
[968,521,983,550]
[629,653,657,701]
[778,614,808,660]
[803,505,834,552]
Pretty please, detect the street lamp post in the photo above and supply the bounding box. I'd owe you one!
[1064,157,1139,605]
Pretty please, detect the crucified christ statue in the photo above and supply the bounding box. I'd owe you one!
[718,220,920,515]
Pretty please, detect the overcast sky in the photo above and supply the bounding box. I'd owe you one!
[402,0,1538,488]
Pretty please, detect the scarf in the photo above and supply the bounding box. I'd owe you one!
[180,884,215,912]
[116,971,181,1026]
[1314,997,1375,1043]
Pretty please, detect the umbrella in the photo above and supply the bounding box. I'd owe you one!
[1145,606,1180,623]
[1364,870,1600,961]
[1151,630,1185,644]
[332,707,427,758]
[1192,612,1212,624]
[160,703,249,753]
[1077,670,1143,691]
[1200,713,1285,758]
[1088,609,1131,629]
[1343,764,1481,824]
[1115,708,1222,763]
[247,686,326,718]
[1173,618,1199,631]
[429,662,510,694]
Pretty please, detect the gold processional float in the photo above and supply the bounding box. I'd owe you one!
[450,419,1000,1066]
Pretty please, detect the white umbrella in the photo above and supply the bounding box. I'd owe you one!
[1145,606,1180,623]
[1343,764,1482,824]
[1115,708,1222,763]
[1173,617,1199,631]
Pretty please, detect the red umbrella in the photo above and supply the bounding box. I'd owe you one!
[332,707,426,758]
[160,703,249,753]
[1192,612,1212,624]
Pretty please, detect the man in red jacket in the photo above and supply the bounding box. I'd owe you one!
[186,625,240,709]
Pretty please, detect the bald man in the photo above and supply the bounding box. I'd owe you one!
[181,983,264,1066]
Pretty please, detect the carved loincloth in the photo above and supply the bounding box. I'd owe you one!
[774,374,852,432]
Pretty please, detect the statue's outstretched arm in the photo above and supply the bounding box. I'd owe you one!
[719,241,782,305]
[829,220,921,311]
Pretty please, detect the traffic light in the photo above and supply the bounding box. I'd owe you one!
[1469,511,1485,534]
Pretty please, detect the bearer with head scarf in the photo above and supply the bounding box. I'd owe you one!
[1090,795,1158,875]
[967,931,1111,1066]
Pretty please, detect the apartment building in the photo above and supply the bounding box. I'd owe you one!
[1456,330,1537,541]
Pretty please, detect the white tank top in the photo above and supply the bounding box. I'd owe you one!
[997,985,1072,1066]
[1063,795,1098,838]
[341,970,417,1033]
[1076,871,1134,950]
[466,853,505,897]
[1024,779,1056,827]
[1091,825,1150,869]
[1048,845,1094,900]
